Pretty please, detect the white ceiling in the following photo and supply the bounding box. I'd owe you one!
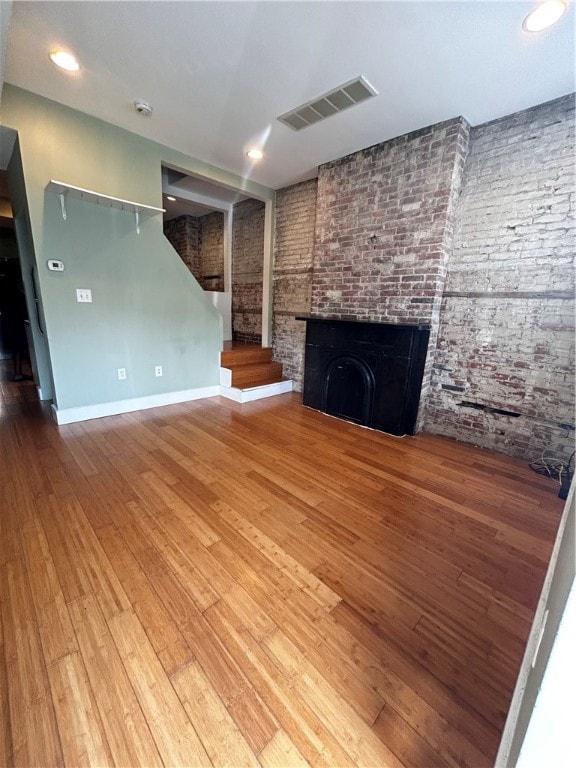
[2,1,575,190]
[164,169,249,207]
[162,167,249,220]
[162,196,220,221]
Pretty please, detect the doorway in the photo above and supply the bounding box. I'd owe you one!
[0,173,35,389]
[161,166,273,346]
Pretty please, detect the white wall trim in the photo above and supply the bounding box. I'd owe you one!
[220,379,292,403]
[219,367,232,387]
[495,483,575,766]
[517,579,576,768]
[224,208,232,294]
[52,379,294,425]
[52,385,220,425]
[261,197,274,347]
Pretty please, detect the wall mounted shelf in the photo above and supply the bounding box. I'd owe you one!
[47,179,165,234]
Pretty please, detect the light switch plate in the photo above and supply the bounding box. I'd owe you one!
[48,259,65,272]
[76,289,92,303]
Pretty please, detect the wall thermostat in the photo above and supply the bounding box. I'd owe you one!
[47,259,65,272]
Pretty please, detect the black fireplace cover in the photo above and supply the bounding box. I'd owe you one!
[297,316,430,436]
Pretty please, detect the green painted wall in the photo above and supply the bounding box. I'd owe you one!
[1,85,274,412]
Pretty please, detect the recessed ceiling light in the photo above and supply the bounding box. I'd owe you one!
[166,196,176,202]
[246,148,264,160]
[49,50,80,72]
[523,0,567,32]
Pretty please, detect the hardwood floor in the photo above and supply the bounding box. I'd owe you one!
[0,361,563,767]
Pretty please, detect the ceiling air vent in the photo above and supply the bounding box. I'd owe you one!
[277,76,378,132]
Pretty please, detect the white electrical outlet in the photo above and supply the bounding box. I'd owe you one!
[117,368,126,380]
[155,365,163,377]
[76,288,92,303]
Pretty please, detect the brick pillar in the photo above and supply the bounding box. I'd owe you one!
[272,180,318,389]
[232,199,265,344]
[311,117,470,428]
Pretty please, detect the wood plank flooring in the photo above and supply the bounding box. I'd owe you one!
[0,361,563,767]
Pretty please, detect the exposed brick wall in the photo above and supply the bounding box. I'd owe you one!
[163,215,200,277]
[232,199,264,344]
[272,179,317,389]
[198,211,224,291]
[272,95,574,461]
[164,212,225,291]
[424,95,575,461]
[311,118,470,420]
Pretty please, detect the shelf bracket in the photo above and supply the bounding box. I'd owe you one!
[59,192,67,221]
[47,181,165,230]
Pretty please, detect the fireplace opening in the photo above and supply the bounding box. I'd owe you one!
[324,355,375,425]
[297,316,430,436]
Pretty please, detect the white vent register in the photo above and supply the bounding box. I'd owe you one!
[277,76,378,131]
[47,180,165,234]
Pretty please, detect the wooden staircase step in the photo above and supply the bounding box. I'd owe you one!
[230,362,284,389]
[220,342,289,392]
[221,345,273,367]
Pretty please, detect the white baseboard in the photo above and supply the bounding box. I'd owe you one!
[219,379,293,403]
[52,385,221,425]
[52,379,294,425]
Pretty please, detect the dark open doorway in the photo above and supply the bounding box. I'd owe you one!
[0,172,35,388]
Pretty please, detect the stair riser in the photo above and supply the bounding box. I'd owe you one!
[221,349,273,366]
[232,375,286,388]
[231,363,283,388]
[220,380,293,403]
